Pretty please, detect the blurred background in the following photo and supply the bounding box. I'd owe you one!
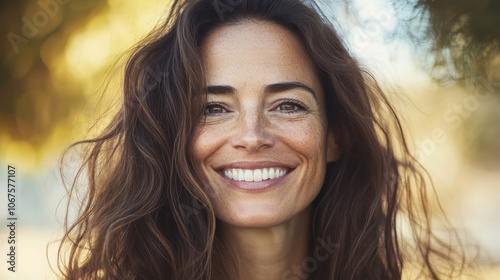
[0,0,498,279]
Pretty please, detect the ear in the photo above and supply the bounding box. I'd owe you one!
[326,127,340,162]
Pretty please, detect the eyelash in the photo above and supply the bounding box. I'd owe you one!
[204,102,227,116]
[276,99,308,114]
[203,99,308,116]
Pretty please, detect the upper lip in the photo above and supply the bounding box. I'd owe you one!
[215,161,296,171]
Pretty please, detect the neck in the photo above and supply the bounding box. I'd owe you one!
[219,206,313,280]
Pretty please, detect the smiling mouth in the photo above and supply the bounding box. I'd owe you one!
[222,168,289,182]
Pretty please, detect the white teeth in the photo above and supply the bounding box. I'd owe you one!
[253,169,262,181]
[244,170,253,182]
[223,168,288,182]
[269,168,275,179]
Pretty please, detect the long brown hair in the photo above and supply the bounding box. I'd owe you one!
[58,0,466,279]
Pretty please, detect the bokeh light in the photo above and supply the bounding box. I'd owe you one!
[0,0,498,279]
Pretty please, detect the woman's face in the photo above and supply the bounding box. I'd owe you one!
[193,20,337,228]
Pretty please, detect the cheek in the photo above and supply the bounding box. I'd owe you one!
[192,123,236,169]
[276,118,328,198]
[274,117,327,157]
[192,126,220,163]
[193,114,328,162]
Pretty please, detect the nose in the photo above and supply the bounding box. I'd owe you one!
[231,110,275,152]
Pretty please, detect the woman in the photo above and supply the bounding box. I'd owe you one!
[58,0,465,279]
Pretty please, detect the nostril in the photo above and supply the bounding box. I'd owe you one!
[231,125,275,151]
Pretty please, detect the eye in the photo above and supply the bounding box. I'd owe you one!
[204,103,227,116]
[276,99,308,114]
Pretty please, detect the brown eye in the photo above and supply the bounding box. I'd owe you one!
[205,103,227,115]
[276,100,307,114]
[278,103,298,111]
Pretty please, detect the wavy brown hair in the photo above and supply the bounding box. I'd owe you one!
[58,0,466,279]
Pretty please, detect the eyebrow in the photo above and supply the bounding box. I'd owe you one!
[206,81,317,99]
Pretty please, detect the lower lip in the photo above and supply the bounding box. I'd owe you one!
[218,170,292,192]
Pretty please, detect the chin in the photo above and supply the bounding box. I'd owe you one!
[217,205,289,228]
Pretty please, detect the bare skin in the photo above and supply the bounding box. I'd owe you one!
[193,20,338,279]
[220,206,312,279]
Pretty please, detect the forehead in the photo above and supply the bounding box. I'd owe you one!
[200,20,321,88]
